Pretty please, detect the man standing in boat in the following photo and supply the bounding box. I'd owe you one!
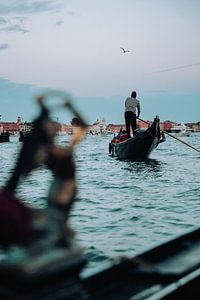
[124,91,140,138]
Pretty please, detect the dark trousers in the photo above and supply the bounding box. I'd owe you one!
[125,111,136,138]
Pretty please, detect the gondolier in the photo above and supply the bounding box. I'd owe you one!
[125,91,140,138]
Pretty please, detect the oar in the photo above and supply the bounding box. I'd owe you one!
[137,117,200,153]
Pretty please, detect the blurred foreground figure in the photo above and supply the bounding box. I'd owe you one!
[0,92,87,248]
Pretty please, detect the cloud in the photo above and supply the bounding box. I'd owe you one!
[0,17,7,25]
[0,1,65,33]
[148,62,200,74]
[0,16,28,33]
[0,43,9,51]
[0,2,77,33]
[0,1,62,15]
[67,11,79,17]
[55,20,63,26]
[0,24,28,33]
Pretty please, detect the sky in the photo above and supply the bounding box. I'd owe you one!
[0,0,200,124]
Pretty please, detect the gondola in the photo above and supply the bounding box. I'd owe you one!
[109,115,165,160]
[0,227,200,299]
[83,226,200,299]
[0,132,10,143]
[19,130,31,142]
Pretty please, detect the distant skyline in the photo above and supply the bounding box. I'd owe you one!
[0,0,200,123]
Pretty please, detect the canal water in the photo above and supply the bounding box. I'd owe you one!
[0,133,199,274]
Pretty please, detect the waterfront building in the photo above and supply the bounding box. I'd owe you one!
[0,121,19,135]
[0,116,199,136]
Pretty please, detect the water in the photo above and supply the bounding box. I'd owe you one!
[0,133,200,275]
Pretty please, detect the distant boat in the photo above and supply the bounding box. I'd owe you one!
[167,123,191,137]
[56,131,67,136]
[109,116,165,160]
[19,130,31,142]
[90,118,109,135]
[0,132,10,143]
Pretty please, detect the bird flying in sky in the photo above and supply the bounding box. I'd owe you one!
[120,47,130,53]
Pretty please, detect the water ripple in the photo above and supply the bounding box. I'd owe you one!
[0,133,200,273]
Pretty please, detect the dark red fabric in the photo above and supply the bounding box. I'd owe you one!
[119,133,128,142]
[0,190,32,246]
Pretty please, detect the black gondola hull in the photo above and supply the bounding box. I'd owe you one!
[83,227,200,299]
[110,116,163,160]
[0,228,200,299]
[115,135,159,159]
